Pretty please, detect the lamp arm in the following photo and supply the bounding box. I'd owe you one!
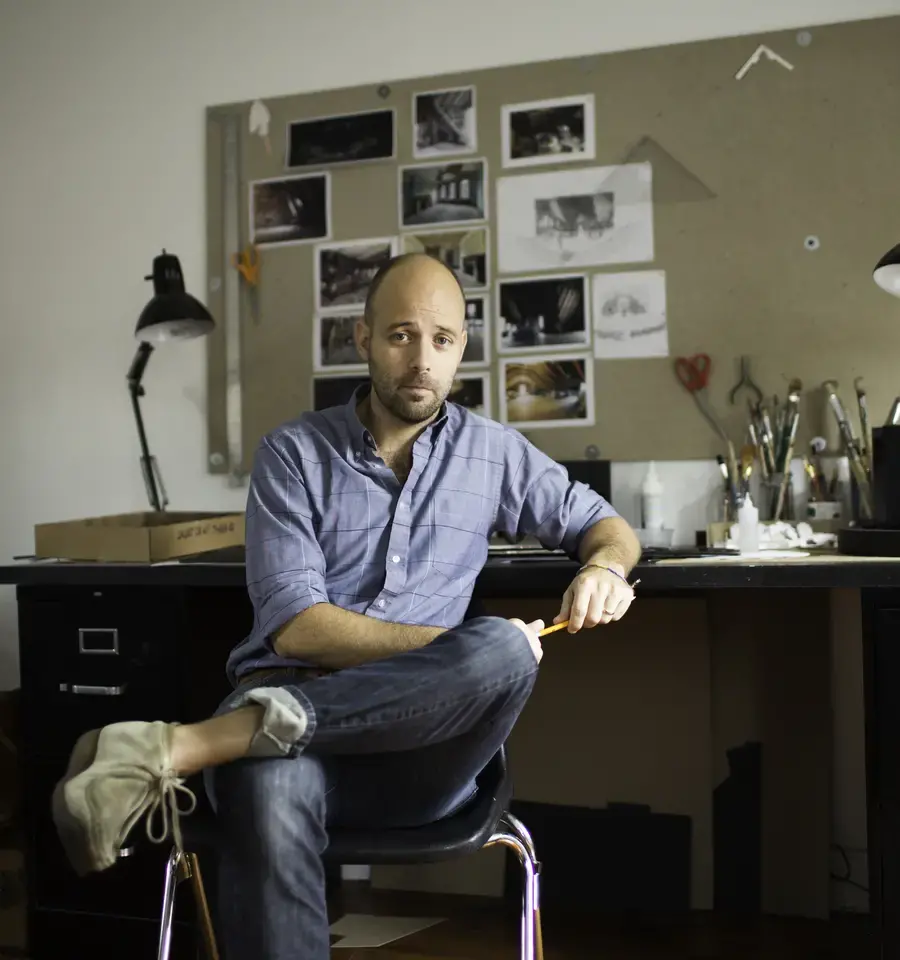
[127,342,168,512]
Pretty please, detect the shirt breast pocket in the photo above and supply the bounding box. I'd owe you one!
[431,486,492,552]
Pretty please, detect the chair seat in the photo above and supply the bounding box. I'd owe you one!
[179,748,512,866]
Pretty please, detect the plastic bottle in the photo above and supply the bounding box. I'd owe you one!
[641,461,664,530]
[737,495,760,554]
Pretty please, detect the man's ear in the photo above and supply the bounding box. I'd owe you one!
[354,316,370,361]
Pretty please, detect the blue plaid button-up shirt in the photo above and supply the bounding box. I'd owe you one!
[226,386,618,683]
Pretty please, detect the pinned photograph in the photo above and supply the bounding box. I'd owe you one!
[499,356,594,430]
[448,373,492,419]
[414,86,477,159]
[315,237,398,313]
[496,162,654,273]
[592,270,669,360]
[400,159,487,228]
[497,274,589,355]
[461,295,489,367]
[285,108,395,168]
[313,374,369,411]
[501,94,595,168]
[250,173,330,248]
[401,226,489,291]
[313,314,367,374]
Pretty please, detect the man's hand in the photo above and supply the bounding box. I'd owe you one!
[508,618,545,662]
[554,565,635,633]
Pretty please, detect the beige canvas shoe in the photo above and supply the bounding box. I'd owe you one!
[51,721,197,876]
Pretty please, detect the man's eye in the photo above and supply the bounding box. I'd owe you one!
[436,336,451,346]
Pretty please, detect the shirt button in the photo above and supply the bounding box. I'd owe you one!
[391,555,400,563]
[377,599,386,608]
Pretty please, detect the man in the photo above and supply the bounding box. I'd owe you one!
[52,253,641,959]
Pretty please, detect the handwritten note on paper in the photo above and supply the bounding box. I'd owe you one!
[591,269,669,360]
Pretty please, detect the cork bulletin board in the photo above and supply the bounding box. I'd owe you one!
[204,15,900,479]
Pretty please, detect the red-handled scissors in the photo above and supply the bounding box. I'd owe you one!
[675,353,712,393]
[675,353,729,443]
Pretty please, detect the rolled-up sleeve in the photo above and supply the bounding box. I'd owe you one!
[495,432,619,555]
[245,436,329,648]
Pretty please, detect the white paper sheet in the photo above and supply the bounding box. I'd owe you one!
[497,162,654,273]
[592,269,669,359]
[329,913,444,949]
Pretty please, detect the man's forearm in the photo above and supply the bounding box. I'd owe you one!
[577,517,642,575]
[273,602,446,669]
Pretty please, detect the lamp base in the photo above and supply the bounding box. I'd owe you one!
[838,524,900,557]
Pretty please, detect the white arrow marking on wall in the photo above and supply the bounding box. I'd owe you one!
[735,44,795,81]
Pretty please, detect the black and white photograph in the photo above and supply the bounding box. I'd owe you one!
[312,374,369,411]
[448,373,491,419]
[315,237,398,313]
[413,86,477,159]
[250,173,330,248]
[460,295,489,367]
[313,313,367,373]
[401,226,489,291]
[592,269,669,360]
[501,94,595,169]
[285,108,395,168]
[499,356,594,430]
[399,159,487,228]
[497,273,590,355]
[496,162,654,273]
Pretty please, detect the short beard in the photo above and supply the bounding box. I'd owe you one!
[369,369,448,425]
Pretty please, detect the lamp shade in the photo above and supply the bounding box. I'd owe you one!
[873,243,900,298]
[134,249,215,343]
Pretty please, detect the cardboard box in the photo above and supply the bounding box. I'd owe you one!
[33,511,245,562]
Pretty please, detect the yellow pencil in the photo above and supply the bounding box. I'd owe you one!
[538,620,570,637]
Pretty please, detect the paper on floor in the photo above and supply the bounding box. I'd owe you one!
[329,913,444,948]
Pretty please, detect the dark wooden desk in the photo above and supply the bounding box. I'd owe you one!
[3,552,900,959]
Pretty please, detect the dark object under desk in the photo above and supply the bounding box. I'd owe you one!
[3,553,900,958]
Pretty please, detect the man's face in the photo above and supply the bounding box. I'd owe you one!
[355,260,467,425]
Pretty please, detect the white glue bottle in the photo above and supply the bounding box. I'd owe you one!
[641,461,664,530]
[737,495,760,554]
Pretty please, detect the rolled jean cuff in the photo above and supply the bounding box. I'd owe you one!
[229,685,315,758]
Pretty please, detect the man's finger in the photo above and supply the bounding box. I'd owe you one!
[567,581,594,632]
[608,592,634,622]
[585,586,611,628]
[554,586,573,625]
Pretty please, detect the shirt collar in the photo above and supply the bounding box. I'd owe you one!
[344,382,451,451]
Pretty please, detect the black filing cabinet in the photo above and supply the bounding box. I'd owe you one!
[17,583,250,959]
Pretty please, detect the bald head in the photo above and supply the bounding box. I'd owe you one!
[354,252,468,426]
[364,252,466,329]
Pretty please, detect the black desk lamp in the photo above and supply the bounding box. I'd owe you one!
[874,243,900,299]
[127,250,214,512]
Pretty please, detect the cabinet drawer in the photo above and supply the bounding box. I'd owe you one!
[18,587,181,757]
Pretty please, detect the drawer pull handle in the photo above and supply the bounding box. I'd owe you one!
[58,683,127,696]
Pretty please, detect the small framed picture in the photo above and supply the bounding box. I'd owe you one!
[313,313,367,374]
[501,94,596,169]
[499,355,595,430]
[249,172,330,248]
[413,86,477,159]
[399,159,488,229]
[312,374,370,411]
[314,237,398,314]
[448,372,492,419]
[285,108,395,169]
[460,295,490,367]
[496,273,590,355]
[400,225,489,291]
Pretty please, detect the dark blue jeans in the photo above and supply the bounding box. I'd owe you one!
[204,615,539,960]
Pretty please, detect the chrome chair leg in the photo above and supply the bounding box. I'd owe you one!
[486,817,542,960]
[157,848,220,960]
[157,848,182,960]
[499,812,543,960]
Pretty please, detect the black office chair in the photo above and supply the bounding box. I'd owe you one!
[155,746,543,960]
